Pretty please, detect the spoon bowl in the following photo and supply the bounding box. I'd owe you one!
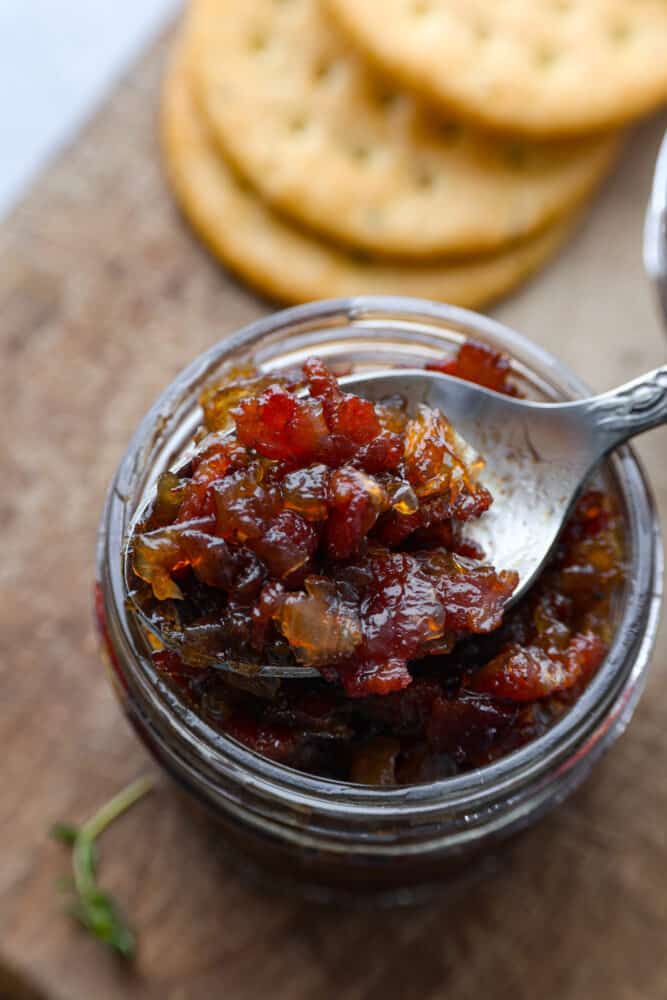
[339,366,667,606]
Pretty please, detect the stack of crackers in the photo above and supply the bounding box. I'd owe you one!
[163,0,667,307]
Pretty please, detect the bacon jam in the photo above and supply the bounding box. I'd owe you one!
[129,342,624,784]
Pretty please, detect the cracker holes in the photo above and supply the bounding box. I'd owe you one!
[609,22,632,44]
[349,143,372,161]
[536,45,559,68]
[415,170,435,190]
[411,0,431,16]
[248,30,269,52]
[313,58,334,82]
[288,113,310,133]
[474,23,492,41]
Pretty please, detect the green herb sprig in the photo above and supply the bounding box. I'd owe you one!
[51,776,153,959]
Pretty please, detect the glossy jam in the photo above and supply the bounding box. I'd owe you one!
[129,343,624,784]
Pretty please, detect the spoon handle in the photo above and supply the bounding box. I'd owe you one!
[588,365,667,452]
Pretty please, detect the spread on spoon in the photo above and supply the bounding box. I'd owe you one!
[129,342,624,783]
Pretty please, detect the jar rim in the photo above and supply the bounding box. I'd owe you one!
[99,296,663,821]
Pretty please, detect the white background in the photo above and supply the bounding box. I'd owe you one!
[0,0,180,218]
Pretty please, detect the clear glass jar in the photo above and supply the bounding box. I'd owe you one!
[96,297,663,902]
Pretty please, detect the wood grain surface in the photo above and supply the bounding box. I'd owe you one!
[1,33,666,1000]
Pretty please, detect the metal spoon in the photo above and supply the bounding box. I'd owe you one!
[137,365,666,679]
[340,365,666,605]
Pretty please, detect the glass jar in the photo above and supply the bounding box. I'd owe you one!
[96,297,663,901]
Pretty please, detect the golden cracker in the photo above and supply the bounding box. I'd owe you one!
[163,47,577,309]
[326,0,667,138]
[188,0,616,259]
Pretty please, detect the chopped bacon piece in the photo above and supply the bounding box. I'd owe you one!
[427,340,517,395]
[324,468,389,559]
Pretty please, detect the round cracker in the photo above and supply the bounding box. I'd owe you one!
[162,48,577,309]
[326,0,667,138]
[187,0,617,259]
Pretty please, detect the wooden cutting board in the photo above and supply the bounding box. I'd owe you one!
[1,31,666,1000]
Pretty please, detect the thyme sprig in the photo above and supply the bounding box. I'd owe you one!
[51,776,153,959]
